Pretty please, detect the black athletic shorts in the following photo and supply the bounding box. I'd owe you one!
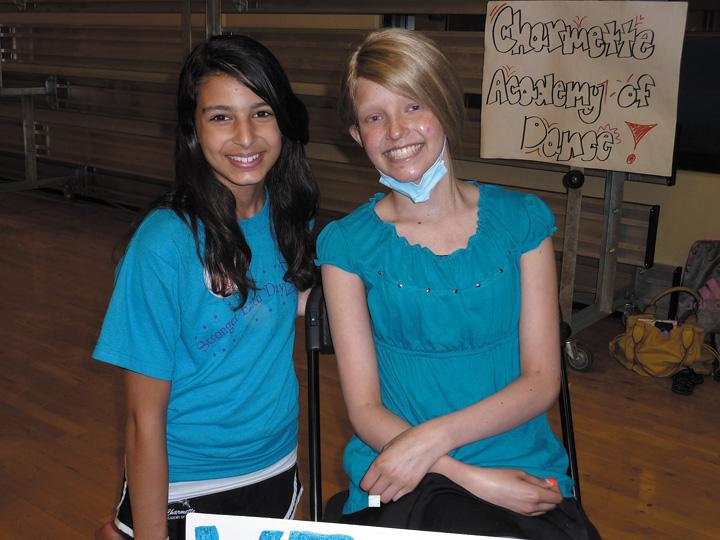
[114,465,301,540]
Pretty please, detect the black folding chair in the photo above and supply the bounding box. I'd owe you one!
[305,284,582,522]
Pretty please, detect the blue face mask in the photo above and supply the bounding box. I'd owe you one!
[377,139,447,204]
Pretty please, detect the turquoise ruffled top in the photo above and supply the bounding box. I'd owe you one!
[316,183,571,514]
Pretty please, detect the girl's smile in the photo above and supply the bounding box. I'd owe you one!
[384,143,424,162]
[228,152,263,168]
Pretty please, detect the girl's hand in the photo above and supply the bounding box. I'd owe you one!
[360,425,446,503]
[456,465,563,516]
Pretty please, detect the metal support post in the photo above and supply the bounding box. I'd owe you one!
[558,170,585,324]
[570,171,627,331]
[21,95,38,185]
[595,170,626,314]
[181,0,193,53]
[206,0,222,39]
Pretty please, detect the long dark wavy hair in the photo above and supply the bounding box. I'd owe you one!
[127,34,318,308]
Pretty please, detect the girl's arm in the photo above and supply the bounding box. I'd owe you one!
[432,456,563,516]
[322,264,445,502]
[321,264,412,448]
[323,264,459,502]
[124,370,171,540]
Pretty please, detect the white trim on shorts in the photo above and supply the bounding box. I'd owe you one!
[168,448,297,501]
[113,480,134,537]
[284,468,303,519]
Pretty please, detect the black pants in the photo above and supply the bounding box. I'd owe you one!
[115,465,301,540]
[341,473,601,540]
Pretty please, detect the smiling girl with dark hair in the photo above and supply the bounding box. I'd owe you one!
[94,34,318,540]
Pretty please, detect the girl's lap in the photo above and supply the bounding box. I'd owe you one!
[342,473,600,540]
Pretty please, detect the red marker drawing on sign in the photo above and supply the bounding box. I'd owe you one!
[573,16,587,28]
[501,64,516,77]
[625,121,657,164]
[489,2,508,21]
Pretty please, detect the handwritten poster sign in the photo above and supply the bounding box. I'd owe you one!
[186,513,515,540]
[480,1,688,177]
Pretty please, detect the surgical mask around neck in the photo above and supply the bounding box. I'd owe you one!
[378,139,448,204]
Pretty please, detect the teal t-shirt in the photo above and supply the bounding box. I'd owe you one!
[316,183,571,514]
[93,198,299,482]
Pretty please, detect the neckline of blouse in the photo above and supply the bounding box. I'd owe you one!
[367,181,485,260]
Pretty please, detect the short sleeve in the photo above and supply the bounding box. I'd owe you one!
[517,194,557,254]
[315,220,356,274]
[92,241,180,380]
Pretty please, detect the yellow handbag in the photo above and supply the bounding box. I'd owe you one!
[609,287,720,377]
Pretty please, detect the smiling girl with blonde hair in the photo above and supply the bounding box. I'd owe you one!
[317,28,600,540]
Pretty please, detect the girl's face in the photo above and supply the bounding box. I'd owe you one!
[195,73,282,195]
[350,77,445,183]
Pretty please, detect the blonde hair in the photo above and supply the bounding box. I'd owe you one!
[339,28,464,154]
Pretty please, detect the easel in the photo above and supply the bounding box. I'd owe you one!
[555,166,673,367]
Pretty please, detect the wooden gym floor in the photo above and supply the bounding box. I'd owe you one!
[1,190,718,540]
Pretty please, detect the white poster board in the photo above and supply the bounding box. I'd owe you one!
[185,513,520,540]
[480,1,688,177]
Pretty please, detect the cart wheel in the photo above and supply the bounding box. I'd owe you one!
[562,170,585,189]
[565,341,594,371]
